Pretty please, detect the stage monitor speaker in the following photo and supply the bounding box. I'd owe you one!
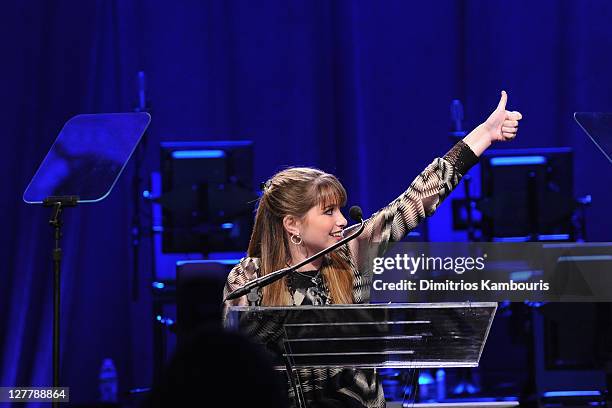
[480,148,574,241]
[160,141,257,254]
[176,259,238,344]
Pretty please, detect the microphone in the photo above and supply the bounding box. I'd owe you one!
[341,206,364,236]
[137,71,147,112]
[349,205,363,223]
[224,206,365,302]
[450,99,466,139]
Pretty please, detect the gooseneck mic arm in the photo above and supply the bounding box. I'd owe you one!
[224,206,364,303]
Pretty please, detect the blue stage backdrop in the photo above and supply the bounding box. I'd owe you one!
[1,0,611,405]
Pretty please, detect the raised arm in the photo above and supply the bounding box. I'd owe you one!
[348,91,522,254]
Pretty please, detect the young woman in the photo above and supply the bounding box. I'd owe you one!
[224,91,522,407]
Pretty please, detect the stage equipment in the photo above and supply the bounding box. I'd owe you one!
[159,141,256,254]
[575,112,612,164]
[452,148,578,242]
[175,259,236,340]
[23,113,151,408]
[130,71,151,302]
[479,148,574,242]
[573,112,612,407]
[150,259,238,384]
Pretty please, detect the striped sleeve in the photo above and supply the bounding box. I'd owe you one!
[348,140,478,303]
[222,257,259,321]
[353,140,478,247]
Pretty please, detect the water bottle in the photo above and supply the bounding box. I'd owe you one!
[99,358,118,403]
[436,369,446,401]
[418,370,434,401]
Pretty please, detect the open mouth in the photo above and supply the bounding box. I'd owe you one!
[329,230,344,238]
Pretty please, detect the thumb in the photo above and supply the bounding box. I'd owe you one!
[496,90,507,111]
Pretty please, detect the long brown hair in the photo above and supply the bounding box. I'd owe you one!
[248,167,353,306]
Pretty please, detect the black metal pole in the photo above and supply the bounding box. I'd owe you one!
[43,195,77,408]
[463,174,475,242]
[527,171,538,242]
[50,202,62,408]
[131,71,150,302]
[131,151,142,301]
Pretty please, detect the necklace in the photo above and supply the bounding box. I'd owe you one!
[286,261,323,284]
[286,263,329,306]
[294,269,322,285]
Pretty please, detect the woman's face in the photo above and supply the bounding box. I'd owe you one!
[299,204,347,253]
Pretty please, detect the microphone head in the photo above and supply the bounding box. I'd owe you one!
[349,206,363,222]
[450,99,464,131]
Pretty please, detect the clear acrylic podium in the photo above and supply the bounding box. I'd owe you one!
[226,302,497,370]
[227,302,496,407]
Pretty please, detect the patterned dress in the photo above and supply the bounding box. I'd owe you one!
[223,140,479,407]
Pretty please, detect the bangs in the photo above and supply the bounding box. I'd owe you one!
[312,176,347,210]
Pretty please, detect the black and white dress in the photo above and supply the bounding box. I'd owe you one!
[287,269,328,306]
[223,140,479,408]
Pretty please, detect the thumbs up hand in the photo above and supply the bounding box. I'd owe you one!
[483,90,523,142]
[461,90,523,156]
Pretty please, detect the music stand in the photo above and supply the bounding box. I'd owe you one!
[23,112,151,406]
[226,302,497,407]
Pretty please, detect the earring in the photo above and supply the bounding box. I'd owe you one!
[290,234,302,245]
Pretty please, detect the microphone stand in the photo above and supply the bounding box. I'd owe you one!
[224,217,365,306]
[131,71,149,302]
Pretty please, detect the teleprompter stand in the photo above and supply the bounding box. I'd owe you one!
[23,113,151,407]
[574,112,612,404]
[42,195,78,400]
